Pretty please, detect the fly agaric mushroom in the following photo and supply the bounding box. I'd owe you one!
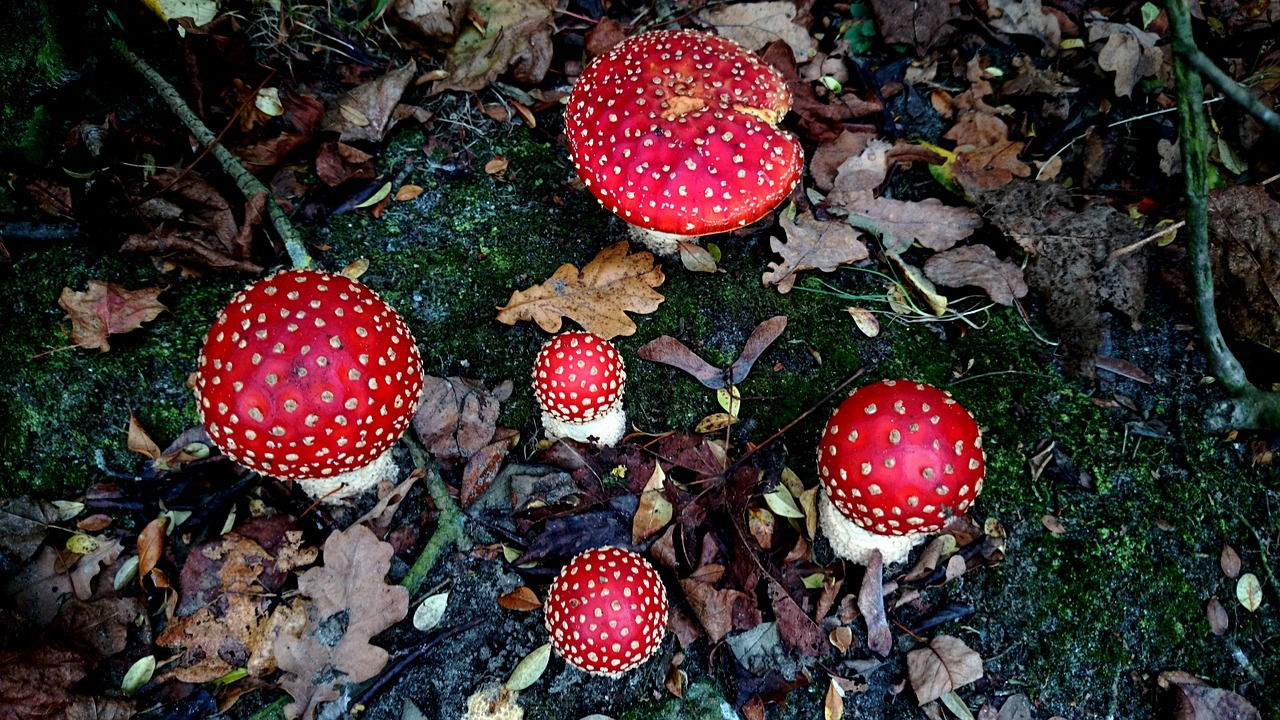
[564,29,803,256]
[545,546,669,677]
[193,270,424,502]
[533,331,626,446]
[817,380,985,566]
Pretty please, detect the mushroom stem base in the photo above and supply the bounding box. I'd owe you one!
[818,491,926,566]
[293,450,399,503]
[627,225,700,257]
[542,406,626,446]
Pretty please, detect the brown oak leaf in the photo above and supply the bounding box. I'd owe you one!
[412,376,512,462]
[58,282,167,352]
[763,211,868,293]
[274,525,408,720]
[837,197,983,255]
[1089,22,1163,98]
[697,1,817,62]
[495,241,665,338]
[923,244,1029,306]
[954,141,1032,194]
[322,61,418,143]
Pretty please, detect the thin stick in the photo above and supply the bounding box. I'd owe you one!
[1106,220,1185,262]
[112,42,312,270]
[722,368,866,477]
[1177,48,1280,135]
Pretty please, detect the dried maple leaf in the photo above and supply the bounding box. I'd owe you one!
[274,525,408,720]
[58,282,166,352]
[923,244,1029,306]
[763,211,868,293]
[697,1,817,62]
[907,634,983,705]
[495,242,665,339]
[434,0,553,93]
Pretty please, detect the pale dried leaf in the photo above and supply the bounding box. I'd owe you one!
[697,1,817,62]
[59,282,167,352]
[907,635,983,705]
[412,592,449,632]
[496,242,665,339]
[764,212,868,293]
[436,0,554,93]
[633,465,674,544]
[923,244,1028,306]
[838,197,982,255]
[1088,22,1163,98]
[858,551,891,656]
[986,0,1061,53]
[505,642,552,691]
[1236,573,1262,612]
[323,62,418,142]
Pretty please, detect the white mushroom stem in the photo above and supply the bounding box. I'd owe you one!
[818,491,927,566]
[542,405,627,447]
[291,449,400,503]
[627,225,700,258]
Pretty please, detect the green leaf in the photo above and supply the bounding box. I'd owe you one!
[1140,2,1160,28]
[355,181,393,209]
[505,642,552,691]
[122,655,156,696]
[764,486,805,519]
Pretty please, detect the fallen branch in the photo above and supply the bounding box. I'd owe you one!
[112,42,312,270]
[401,440,468,596]
[1165,0,1280,431]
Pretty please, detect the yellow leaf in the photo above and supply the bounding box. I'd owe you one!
[695,412,736,434]
[395,184,425,201]
[354,182,392,209]
[339,103,371,126]
[763,485,805,519]
[141,0,218,26]
[717,386,742,416]
[1237,573,1263,612]
[496,242,665,339]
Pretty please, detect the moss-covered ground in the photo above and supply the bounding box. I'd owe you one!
[1,115,1276,718]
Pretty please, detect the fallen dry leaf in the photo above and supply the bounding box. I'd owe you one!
[1220,545,1242,578]
[275,525,408,720]
[1207,185,1280,357]
[396,184,425,201]
[697,1,817,62]
[315,142,375,187]
[680,578,759,644]
[907,635,984,705]
[923,244,1029,306]
[394,0,470,44]
[633,465,674,545]
[495,242,665,339]
[1206,597,1229,636]
[763,211,868,293]
[768,580,826,656]
[58,282,167,352]
[1089,21,1163,98]
[322,61,418,143]
[434,0,553,93]
[838,197,983,255]
[1160,672,1262,720]
[136,517,168,580]
[954,141,1032,194]
[986,0,1062,54]
[461,427,519,506]
[867,0,955,50]
[858,551,892,656]
[497,587,542,611]
[412,376,513,462]
[127,413,162,461]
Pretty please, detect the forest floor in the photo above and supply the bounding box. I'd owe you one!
[1,0,1278,719]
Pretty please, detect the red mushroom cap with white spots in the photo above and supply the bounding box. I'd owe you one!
[533,331,625,424]
[193,270,424,481]
[544,546,669,677]
[818,380,985,537]
[564,29,803,237]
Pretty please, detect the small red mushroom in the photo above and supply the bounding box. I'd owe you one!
[564,29,803,256]
[816,380,985,565]
[544,546,669,677]
[532,331,626,446]
[193,270,424,502]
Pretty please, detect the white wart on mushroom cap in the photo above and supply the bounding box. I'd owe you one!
[193,270,424,500]
[816,380,986,565]
[564,29,803,241]
[544,546,669,677]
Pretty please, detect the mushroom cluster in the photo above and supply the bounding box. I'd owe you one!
[193,270,424,502]
[816,380,985,565]
[532,331,627,446]
[564,29,803,256]
[544,546,669,677]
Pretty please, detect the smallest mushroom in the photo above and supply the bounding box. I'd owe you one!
[532,331,626,446]
[544,546,669,677]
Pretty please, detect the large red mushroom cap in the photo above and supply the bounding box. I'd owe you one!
[544,546,669,677]
[817,380,985,563]
[193,270,423,496]
[565,29,803,242]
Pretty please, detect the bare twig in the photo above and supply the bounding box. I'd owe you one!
[1106,220,1185,262]
[112,42,312,270]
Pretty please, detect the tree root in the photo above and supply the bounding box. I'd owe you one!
[112,42,312,270]
[1166,0,1280,430]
